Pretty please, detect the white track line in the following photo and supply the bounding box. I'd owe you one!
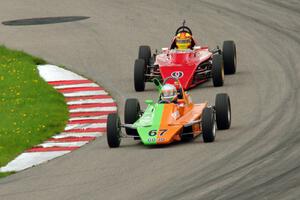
[67,98,114,105]
[69,116,108,121]
[54,83,99,89]
[63,91,108,97]
[39,141,88,148]
[69,107,117,113]
[38,65,85,81]
[54,133,103,138]
[65,123,106,130]
[0,151,70,172]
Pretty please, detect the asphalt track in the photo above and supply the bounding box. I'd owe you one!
[0,0,299,199]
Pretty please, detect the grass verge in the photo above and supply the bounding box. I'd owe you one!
[0,45,69,177]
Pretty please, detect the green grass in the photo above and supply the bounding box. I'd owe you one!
[0,172,14,178]
[0,45,69,175]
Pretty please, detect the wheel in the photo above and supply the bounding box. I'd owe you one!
[138,45,151,65]
[223,40,237,74]
[124,98,140,136]
[107,113,121,148]
[202,107,216,143]
[134,59,146,91]
[212,54,224,87]
[215,93,231,130]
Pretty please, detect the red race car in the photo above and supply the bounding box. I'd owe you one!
[134,21,237,91]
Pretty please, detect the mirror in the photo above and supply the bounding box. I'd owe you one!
[162,47,168,52]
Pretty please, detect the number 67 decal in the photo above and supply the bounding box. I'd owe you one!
[148,129,167,136]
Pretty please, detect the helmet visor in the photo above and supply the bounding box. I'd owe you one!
[176,38,191,44]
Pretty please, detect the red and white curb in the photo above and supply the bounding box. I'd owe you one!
[0,64,116,172]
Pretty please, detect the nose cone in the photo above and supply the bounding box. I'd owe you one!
[136,104,183,145]
[137,127,159,145]
[138,126,182,145]
[135,104,164,145]
[160,66,194,90]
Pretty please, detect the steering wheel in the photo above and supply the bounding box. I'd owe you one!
[159,100,170,104]
[175,25,193,36]
[163,76,181,85]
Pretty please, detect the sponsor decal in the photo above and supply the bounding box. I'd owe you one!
[139,115,152,124]
[171,71,184,79]
[171,111,180,119]
[148,138,156,142]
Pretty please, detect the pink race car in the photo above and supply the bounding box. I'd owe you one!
[134,21,237,91]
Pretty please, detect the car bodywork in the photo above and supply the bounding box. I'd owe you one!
[124,78,208,145]
[129,91,207,145]
[154,47,214,90]
[134,21,236,92]
[107,77,231,148]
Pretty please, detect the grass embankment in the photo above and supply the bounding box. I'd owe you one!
[0,45,69,177]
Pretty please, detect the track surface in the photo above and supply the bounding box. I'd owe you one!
[0,0,299,199]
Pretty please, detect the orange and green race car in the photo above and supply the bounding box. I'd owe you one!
[106,77,231,148]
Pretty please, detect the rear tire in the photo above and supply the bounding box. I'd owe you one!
[125,98,140,136]
[134,59,146,91]
[138,45,151,65]
[215,93,231,130]
[107,113,121,148]
[202,107,216,143]
[212,54,224,87]
[223,41,237,74]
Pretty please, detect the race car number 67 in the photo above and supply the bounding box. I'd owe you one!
[148,129,167,136]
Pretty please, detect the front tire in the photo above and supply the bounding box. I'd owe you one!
[125,98,140,136]
[107,113,121,148]
[138,45,151,65]
[223,41,237,74]
[202,107,216,143]
[212,54,224,87]
[134,59,146,91]
[215,93,231,130]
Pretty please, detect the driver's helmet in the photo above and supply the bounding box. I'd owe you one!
[176,32,192,50]
[161,84,178,103]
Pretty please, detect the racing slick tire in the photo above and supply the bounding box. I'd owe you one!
[202,107,216,143]
[134,59,146,91]
[223,40,237,74]
[138,45,151,65]
[215,93,231,130]
[107,113,121,148]
[125,98,140,136]
[212,54,224,87]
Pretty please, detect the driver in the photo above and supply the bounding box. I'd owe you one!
[176,32,192,50]
[161,84,178,103]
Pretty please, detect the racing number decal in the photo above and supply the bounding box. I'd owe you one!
[148,129,167,136]
[159,129,167,136]
[148,130,156,136]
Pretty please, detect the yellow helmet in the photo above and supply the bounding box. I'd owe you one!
[176,32,192,50]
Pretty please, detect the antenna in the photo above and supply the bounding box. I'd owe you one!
[183,20,186,26]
